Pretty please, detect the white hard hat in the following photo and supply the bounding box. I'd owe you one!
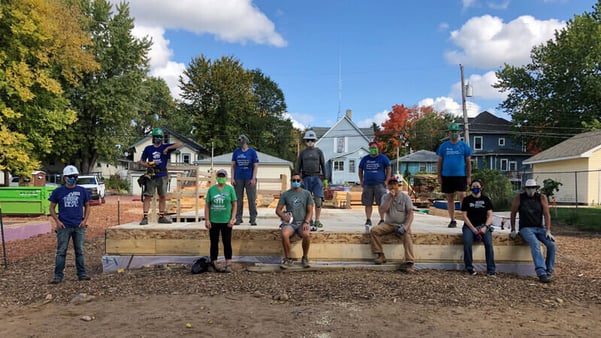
[303,130,317,140]
[63,165,79,176]
[524,179,539,188]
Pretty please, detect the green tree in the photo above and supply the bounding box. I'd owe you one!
[472,169,514,211]
[52,0,152,174]
[134,77,178,136]
[0,0,98,178]
[494,1,601,151]
[180,55,255,154]
[409,107,453,152]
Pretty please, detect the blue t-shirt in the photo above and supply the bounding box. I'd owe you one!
[436,141,472,176]
[231,148,259,180]
[359,154,391,185]
[48,185,90,228]
[141,143,175,177]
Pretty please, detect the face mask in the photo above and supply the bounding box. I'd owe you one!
[66,177,77,185]
[291,181,301,189]
[216,177,227,185]
[369,147,378,155]
[526,188,537,197]
[450,133,459,140]
[471,187,481,195]
[238,141,245,148]
[153,137,163,144]
[305,141,315,147]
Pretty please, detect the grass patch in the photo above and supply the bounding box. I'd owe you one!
[552,207,601,232]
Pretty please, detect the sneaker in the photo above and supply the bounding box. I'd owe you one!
[538,274,551,283]
[448,220,457,228]
[139,217,148,225]
[301,256,310,268]
[224,265,232,273]
[78,275,91,281]
[467,269,477,276]
[487,272,497,278]
[209,262,224,273]
[250,220,257,226]
[314,220,323,228]
[234,220,242,225]
[364,224,371,233]
[280,258,294,269]
[310,225,318,232]
[49,277,62,284]
[378,219,384,225]
[364,219,372,226]
[374,254,386,265]
[158,216,172,224]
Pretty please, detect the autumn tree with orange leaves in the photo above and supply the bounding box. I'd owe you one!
[375,105,455,160]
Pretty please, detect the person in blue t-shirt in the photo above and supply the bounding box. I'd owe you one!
[139,128,182,225]
[359,140,391,232]
[230,134,259,225]
[436,122,472,228]
[48,165,91,284]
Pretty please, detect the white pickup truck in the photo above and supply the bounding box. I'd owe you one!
[77,175,106,203]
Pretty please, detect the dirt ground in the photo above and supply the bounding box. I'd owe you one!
[0,195,600,337]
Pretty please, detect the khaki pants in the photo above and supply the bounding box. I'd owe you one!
[370,222,414,263]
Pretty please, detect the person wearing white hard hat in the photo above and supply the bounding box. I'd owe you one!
[48,165,91,284]
[509,179,556,283]
[295,130,326,231]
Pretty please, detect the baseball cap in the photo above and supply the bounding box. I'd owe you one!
[369,140,378,147]
[216,169,228,177]
[388,177,399,185]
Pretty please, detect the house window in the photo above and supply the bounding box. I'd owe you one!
[419,162,426,172]
[336,137,345,153]
[334,160,344,171]
[349,160,355,173]
[509,161,517,171]
[182,153,190,164]
[500,159,509,171]
[474,136,483,150]
[498,138,505,146]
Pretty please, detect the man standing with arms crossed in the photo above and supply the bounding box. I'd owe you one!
[436,122,472,228]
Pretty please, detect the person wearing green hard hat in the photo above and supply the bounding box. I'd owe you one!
[436,122,472,228]
[139,127,182,225]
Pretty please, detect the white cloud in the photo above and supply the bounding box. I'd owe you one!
[121,1,287,100]
[487,0,510,10]
[357,110,389,128]
[446,15,565,68]
[119,0,286,47]
[418,97,480,118]
[286,112,313,130]
[462,0,478,10]
[450,71,506,100]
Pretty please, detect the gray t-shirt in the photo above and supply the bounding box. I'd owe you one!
[278,189,314,223]
[381,191,413,226]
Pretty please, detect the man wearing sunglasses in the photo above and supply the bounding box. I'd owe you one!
[48,165,91,284]
[296,130,326,231]
[275,173,314,269]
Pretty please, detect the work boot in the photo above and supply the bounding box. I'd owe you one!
[158,216,172,224]
[374,253,386,265]
[139,217,148,225]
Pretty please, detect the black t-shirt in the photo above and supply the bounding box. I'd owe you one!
[461,194,494,227]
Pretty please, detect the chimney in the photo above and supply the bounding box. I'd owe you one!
[345,109,352,120]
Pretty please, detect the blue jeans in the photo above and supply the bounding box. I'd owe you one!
[462,225,495,274]
[234,179,257,222]
[519,227,556,277]
[302,176,324,199]
[54,227,87,279]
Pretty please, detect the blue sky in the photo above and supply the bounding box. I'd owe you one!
[114,0,596,129]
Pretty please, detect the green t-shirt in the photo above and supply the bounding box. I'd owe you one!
[206,184,237,223]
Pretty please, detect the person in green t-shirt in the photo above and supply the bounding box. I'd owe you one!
[205,169,237,272]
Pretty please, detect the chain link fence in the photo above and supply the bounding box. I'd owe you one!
[523,169,601,206]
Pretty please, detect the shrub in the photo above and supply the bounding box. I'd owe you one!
[472,169,514,211]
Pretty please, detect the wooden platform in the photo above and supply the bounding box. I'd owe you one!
[103,208,537,275]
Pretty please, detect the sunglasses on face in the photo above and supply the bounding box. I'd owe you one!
[66,175,78,179]
[291,179,302,183]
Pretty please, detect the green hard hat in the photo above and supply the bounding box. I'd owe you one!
[448,122,461,131]
[152,128,164,137]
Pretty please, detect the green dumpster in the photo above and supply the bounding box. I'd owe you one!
[0,186,57,215]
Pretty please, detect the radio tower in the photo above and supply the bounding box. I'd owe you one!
[337,53,343,121]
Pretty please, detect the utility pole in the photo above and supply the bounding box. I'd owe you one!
[460,64,472,146]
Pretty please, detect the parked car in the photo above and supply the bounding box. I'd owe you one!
[77,175,106,203]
